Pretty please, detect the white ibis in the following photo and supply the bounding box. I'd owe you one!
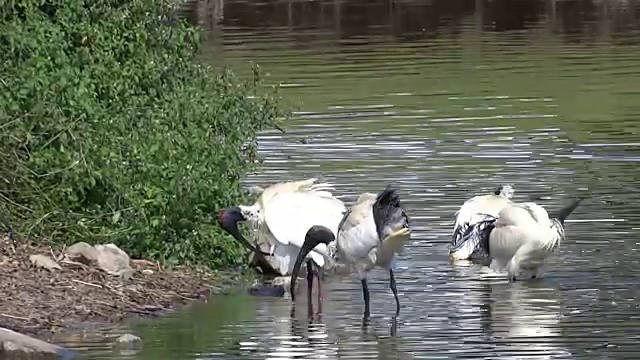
[449,184,515,262]
[218,178,343,276]
[454,199,582,281]
[289,186,411,320]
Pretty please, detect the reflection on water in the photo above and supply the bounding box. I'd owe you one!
[56,0,640,359]
[485,282,569,358]
[235,299,408,360]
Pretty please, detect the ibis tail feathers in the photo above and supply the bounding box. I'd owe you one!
[372,186,411,256]
[554,198,583,225]
[382,227,411,255]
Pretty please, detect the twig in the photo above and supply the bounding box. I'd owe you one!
[126,309,159,316]
[93,299,117,308]
[71,279,103,289]
[89,308,110,318]
[57,244,66,261]
[60,259,90,270]
[170,291,194,301]
[0,192,33,213]
[0,313,30,321]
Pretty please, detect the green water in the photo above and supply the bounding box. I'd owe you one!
[58,0,640,359]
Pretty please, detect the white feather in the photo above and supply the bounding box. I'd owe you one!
[489,202,559,280]
[453,193,512,235]
[231,178,346,276]
[338,200,379,272]
[336,193,410,277]
[289,187,412,317]
[449,187,514,260]
[272,243,326,276]
[244,178,337,227]
[234,178,344,275]
[263,191,346,274]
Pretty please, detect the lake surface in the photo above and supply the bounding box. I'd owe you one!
[61,0,640,359]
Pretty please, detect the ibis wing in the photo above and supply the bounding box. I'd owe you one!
[258,178,335,208]
[452,195,511,246]
[337,198,380,263]
[263,191,346,249]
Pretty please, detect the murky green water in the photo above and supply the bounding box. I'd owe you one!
[60,0,640,359]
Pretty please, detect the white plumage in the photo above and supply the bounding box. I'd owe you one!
[449,184,514,261]
[489,202,562,280]
[337,192,409,277]
[218,178,344,276]
[239,177,337,239]
[455,199,582,281]
[263,190,346,275]
[290,186,411,319]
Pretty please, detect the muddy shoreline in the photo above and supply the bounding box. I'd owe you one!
[0,235,254,339]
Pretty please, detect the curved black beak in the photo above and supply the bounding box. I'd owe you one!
[218,206,269,256]
[290,225,335,301]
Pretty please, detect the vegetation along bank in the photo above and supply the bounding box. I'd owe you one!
[0,0,287,337]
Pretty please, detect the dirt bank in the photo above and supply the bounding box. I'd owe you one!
[0,234,250,337]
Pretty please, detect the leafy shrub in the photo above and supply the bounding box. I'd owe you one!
[0,0,287,269]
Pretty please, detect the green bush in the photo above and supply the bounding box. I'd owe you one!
[0,0,287,269]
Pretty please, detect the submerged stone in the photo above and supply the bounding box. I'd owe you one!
[247,284,286,297]
[113,333,142,349]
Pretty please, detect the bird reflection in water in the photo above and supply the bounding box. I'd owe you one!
[482,280,571,358]
[290,282,400,341]
[444,261,573,357]
[287,308,408,360]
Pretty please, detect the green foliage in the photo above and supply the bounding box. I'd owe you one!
[0,0,287,269]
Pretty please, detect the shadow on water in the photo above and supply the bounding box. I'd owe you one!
[57,0,640,359]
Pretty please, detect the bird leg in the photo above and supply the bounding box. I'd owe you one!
[306,259,315,318]
[313,262,323,315]
[390,315,398,337]
[316,272,323,315]
[389,269,400,317]
[361,278,371,320]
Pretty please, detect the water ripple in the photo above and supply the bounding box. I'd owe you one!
[57,0,640,359]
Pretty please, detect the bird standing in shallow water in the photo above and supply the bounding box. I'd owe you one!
[290,186,411,320]
[456,198,582,281]
[218,177,344,278]
[449,184,515,262]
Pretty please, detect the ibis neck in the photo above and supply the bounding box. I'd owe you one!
[230,227,262,254]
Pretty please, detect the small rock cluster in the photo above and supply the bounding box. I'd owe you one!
[0,327,145,359]
[3,242,145,358]
[29,242,135,279]
[0,234,239,357]
[0,326,75,359]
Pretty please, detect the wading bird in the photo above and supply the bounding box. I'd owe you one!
[454,199,582,281]
[449,184,515,262]
[218,178,343,275]
[289,186,411,320]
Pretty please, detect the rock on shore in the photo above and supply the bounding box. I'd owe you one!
[0,327,75,359]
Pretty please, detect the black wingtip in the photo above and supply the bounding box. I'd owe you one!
[450,215,497,259]
[556,198,583,225]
